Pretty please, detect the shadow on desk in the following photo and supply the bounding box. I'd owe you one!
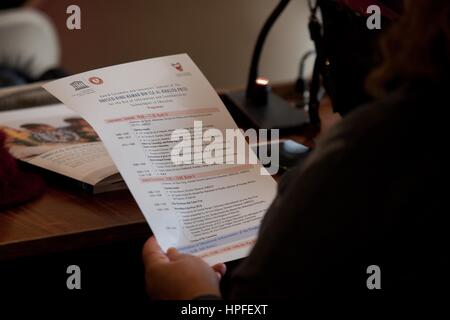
[0,238,244,307]
[0,237,149,306]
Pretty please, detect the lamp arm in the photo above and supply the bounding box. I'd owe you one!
[246,0,291,97]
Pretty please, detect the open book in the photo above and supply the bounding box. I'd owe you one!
[0,104,125,193]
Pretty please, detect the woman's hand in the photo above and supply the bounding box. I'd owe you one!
[142,236,226,300]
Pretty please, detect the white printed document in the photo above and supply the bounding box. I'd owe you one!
[43,54,277,264]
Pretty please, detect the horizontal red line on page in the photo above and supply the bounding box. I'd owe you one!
[104,107,220,123]
[140,164,255,183]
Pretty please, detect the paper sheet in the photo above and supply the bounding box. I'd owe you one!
[43,54,277,264]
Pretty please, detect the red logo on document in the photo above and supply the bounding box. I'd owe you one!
[171,63,183,72]
[88,76,104,85]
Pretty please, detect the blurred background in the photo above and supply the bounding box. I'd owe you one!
[29,0,313,89]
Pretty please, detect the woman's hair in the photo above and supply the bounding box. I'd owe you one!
[367,0,450,96]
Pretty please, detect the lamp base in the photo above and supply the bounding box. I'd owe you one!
[224,90,309,129]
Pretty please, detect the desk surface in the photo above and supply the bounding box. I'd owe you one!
[0,84,339,261]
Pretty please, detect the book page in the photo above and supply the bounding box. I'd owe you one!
[0,104,118,186]
[43,54,277,264]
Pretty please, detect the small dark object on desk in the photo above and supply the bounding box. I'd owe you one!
[252,139,311,173]
[0,130,45,210]
[226,89,310,130]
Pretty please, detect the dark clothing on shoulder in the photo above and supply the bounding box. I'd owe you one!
[228,81,449,302]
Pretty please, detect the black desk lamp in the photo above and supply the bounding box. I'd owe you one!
[226,0,310,129]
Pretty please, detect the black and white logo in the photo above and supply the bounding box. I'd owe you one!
[70,80,89,91]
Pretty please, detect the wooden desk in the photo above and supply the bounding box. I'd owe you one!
[0,84,339,262]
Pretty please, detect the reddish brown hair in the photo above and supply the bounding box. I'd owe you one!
[368,0,450,96]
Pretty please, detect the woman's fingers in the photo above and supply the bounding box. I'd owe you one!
[167,248,227,279]
[142,236,170,266]
[212,263,227,277]
[166,247,186,261]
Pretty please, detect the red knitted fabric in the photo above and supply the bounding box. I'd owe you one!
[0,130,45,210]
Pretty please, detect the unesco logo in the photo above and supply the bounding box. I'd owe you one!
[70,80,89,91]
